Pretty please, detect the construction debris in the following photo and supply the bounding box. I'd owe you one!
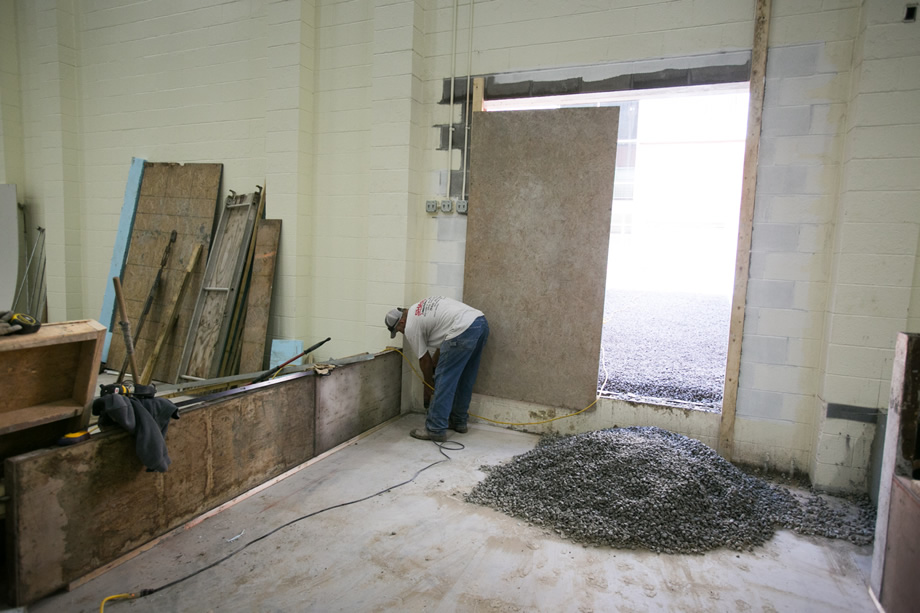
[465,427,875,554]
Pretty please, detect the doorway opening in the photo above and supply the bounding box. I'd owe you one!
[484,84,750,411]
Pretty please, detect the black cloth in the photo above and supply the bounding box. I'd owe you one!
[92,387,179,472]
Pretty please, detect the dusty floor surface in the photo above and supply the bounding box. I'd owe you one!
[27,414,875,613]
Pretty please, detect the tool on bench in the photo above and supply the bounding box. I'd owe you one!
[117,230,176,383]
[0,311,41,335]
[252,337,332,384]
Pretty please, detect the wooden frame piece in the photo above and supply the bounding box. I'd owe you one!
[178,189,261,381]
[718,0,771,459]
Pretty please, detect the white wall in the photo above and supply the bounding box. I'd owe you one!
[3,0,919,492]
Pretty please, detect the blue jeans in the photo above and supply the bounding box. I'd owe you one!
[426,316,489,434]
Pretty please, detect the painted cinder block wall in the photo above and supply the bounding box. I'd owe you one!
[1,0,917,493]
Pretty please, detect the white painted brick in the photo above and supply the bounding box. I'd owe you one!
[735,417,813,452]
[829,314,904,349]
[822,373,883,408]
[761,252,827,282]
[740,335,789,364]
[864,23,920,60]
[766,44,821,78]
[746,278,796,308]
[757,195,834,224]
[745,363,818,396]
[807,103,847,135]
[761,105,813,137]
[841,191,920,224]
[835,254,914,286]
[858,58,903,93]
[815,431,851,465]
[759,134,842,166]
[845,158,920,192]
[830,284,910,318]
[853,90,920,126]
[851,124,920,160]
[770,8,859,46]
[839,222,919,255]
[825,344,892,379]
[745,307,825,339]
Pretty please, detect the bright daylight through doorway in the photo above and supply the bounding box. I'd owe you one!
[484,84,750,411]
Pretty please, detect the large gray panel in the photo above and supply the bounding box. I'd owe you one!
[465,107,618,411]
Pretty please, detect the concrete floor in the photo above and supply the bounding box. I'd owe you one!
[27,414,876,612]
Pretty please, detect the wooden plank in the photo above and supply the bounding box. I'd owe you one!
[180,190,260,381]
[220,188,266,376]
[472,76,484,113]
[6,372,317,606]
[718,0,771,460]
[239,219,281,373]
[880,475,920,612]
[100,158,145,361]
[139,244,202,385]
[315,351,401,454]
[106,162,222,383]
[464,107,618,411]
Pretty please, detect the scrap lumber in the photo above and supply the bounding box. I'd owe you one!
[106,162,222,383]
[178,189,261,381]
[238,219,282,374]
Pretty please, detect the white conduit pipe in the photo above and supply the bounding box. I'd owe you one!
[461,0,474,201]
[447,0,459,200]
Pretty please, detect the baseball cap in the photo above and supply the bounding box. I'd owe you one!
[385,308,403,338]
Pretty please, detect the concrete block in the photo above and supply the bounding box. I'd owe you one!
[830,284,910,319]
[737,388,787,420]
[752,223,799,252]
[758,194,834,224]
[741,335,789,365]
[747,363,818,396]
[851,124,920,159]
[756,164,809,195]
[746,278,796,309]
[762,252,826,282]
[816,431,851,465]
[822,373,883,409]
[767,44,820,78]
[858,58,903,93]
[835,253,914,286]
[825,344,891,379]
[840,222,919,255]
[845,158,920,191]
[436,216,467,242]
[808,103,847,135]
[841,191,920,224]
[853,90,920,127]
[762,105,813,137]
[828,314,902,349]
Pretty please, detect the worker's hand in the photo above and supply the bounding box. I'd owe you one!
[0,312,22,336]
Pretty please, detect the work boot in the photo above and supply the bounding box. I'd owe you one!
[410,428,447,442]
[450,423,468,433]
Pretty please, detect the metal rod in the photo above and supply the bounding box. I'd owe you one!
[462,0,475,201]
[13,226,43,310]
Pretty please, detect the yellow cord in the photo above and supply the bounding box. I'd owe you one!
[100,593,136,612]
[386,347,598,427]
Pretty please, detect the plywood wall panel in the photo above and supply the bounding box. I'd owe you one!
[106,162,222,383]
[465,107,618,412]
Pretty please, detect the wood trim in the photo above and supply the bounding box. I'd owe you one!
[718,0,771,459]
[472,77,484,112]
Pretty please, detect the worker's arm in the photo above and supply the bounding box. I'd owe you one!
[419,352,435,407]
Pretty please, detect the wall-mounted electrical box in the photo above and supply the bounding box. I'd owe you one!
[426,200,438,213]
[440,200,452,213]
[456,200,468,214]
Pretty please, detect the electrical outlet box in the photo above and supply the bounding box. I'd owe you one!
[440,199,452,213]
[425,200,438,213]
[456,200,468,214]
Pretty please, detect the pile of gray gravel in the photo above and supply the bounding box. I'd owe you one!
[466,427,875,554]
[599,291,730,408]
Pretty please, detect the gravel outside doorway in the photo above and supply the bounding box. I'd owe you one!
[598,289,732,410]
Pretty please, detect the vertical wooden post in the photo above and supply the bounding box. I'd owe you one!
[472,76,484,113]
[718,0,771,459]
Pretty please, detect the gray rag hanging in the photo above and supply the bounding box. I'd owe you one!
[92,385,179,472]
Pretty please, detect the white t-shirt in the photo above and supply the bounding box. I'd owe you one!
[404,296,484,359]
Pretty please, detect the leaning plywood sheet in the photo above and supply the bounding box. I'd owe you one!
[5,372,316,606]
[465,107,618,411]
[179,189,261,381]
[238,219,282,373]
[315,351,401,454]
[100,158,145,361]
[106,162,222,383]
